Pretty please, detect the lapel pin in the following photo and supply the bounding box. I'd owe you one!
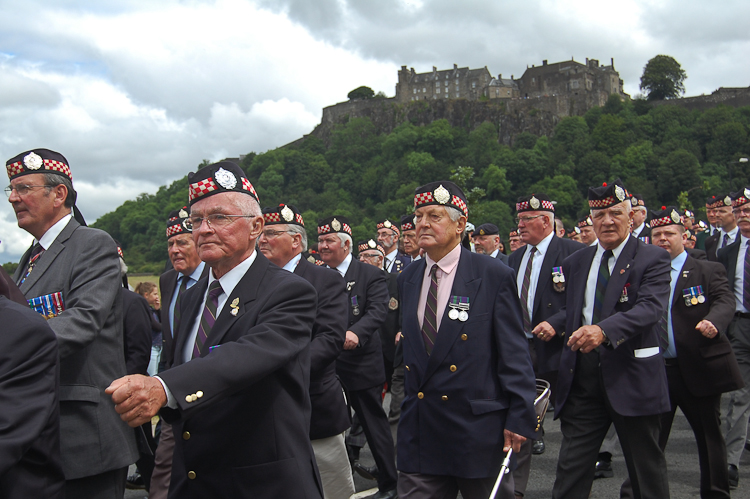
[230,297,239,316]
[620,269,625,275]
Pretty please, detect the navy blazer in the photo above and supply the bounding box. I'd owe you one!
[293,257,351,440]
[159,252,322,499]
[121,289,153,376]
[547,237,671,418]
[508,235,586,374]
[396,247,536,478]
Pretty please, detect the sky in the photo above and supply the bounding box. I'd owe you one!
[1,0,748,262]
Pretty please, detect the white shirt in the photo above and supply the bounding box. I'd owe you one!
[718,226,739,252]
[37,213,73,249]
[632,222,646,238]
[582,236,630,326]
[734,235,750,313]
[516,232,554,337]
[335,253,353,278]
[168,261,206,333]
[282,253,302,272]
[384,248,398,272]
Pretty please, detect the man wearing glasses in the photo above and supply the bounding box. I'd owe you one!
[258,204,355,499]
[6,148,137,498]
[107,162,323,499]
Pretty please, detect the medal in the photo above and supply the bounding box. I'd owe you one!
[448,308,459,320]
[353,306,360,316]
[553,276,560,283]
[459,310,469,322]
[697,295,705,304]
[690,297,698,306]
[351,296,360,316]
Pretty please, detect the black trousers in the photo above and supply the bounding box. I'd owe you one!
[348,384,398,491]
[64,467,128,499]
[551,350,669,499]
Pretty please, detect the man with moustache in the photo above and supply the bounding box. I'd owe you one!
[541,179,671,499]
[718,188,750,488]
[377,219,411,273]
[317,216,397,499]
[401,214,422,261]
[473,223,509,264]
[706,195,738,261]
[107,162,323,499]
[258,204,354,499]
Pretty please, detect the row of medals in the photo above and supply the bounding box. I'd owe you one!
[448,304,469,322]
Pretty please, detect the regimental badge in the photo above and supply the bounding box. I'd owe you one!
[384,220,392,228]
[23,151,43,170]
[530,196,540,210]
[179,208,188,218]
[368,239,377,249]
[615,185,626,202]
[331,218,342,232]
[574,226,581,234]
[389,297,398,310]
[230,297,240,316]
[215,167,237,189]
[745,188,750,199]
[670,210,681,224]
[281,205,294,222]
[434,184,450,205]
[479,229,485,235]
[307,255,315,263]
[182,219,191,231]
[725,196,733,206]
[346,281,355,291]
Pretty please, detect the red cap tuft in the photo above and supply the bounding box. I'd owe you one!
[661,205,666,210]
[602,182,607,187]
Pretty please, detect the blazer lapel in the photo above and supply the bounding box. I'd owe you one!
[172,277,208,366]
[602,237,636,317]
[403,258,429,374]
[20,219,79,294]
[672,255,694,308]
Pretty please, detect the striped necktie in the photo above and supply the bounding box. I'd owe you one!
[520,246,537,334]
[722,233,730,249]
[192,281,223,359]
[421,264,439,355]
[744,245,750,311]
[657,309,670,354]
[592,250,613,324]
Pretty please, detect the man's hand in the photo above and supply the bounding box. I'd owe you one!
[696,320,718,338]
[395,332,402,345]
[568,325,605,353]
[503,429,526,453]
[344,331,360,350]
[532,321,557,342]
[106,375,167,427]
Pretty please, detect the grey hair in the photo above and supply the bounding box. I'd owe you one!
[287,224,308,252]
[227,192,262,217]
[445,206,463,222]
[336,233,352,251]
[42,173,75,208]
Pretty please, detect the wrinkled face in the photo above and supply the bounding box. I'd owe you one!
[414,205,464,252]
[168,233,202,274]
[258,224,300,267]
[733,203,750,237]
[8,173,66,239]
[318,233,348,268]
[715,205,736,229]
[377,228,397,251]
[473,234,499,255]
[402,229,418,256]
[651,225,686,259]
[579,226,597,245]
[632,206,647,228]
[591,201,634,250]
[358,250,383,269]
[517,210,552,246]
[509,234,524,251]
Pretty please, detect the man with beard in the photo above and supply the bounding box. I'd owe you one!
[473,223,509,265]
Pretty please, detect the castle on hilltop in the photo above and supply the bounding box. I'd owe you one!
[395,57,628,114]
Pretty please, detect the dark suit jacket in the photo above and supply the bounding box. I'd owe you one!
[633,224,651,243]
[670,255,743,397]
[388,252,412,274]
[705,232,720,261]
[494,250,509,265]
[397,247,536,478]
[379,271,402,363]
[686,247,707,260]
[717,238,741,287]
[335,258,389,391]
[159,252,322,499]
[0,297,64,499]
[293,257,351,440]
[508,235,586,375]
[547,237,671,418]
[122,289,153,376]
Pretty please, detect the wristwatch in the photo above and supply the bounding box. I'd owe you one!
[600,327,611,347]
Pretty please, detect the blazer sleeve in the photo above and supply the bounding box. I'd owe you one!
[348,269,389,344]
[309,271,347,375]
[701,262,737,334]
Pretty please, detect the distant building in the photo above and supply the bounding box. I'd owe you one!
[395,64,492,102]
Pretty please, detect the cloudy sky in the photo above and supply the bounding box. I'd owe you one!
[1,0,748,262]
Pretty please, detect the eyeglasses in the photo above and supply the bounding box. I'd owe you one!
[359,253,382,260]
[5,184,55,197]
[261,229,295,239]
[515,215,544,225]
[187,214,251,229]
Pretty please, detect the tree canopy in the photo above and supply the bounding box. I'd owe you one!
[640,55,687,101]
[347,86,375,100]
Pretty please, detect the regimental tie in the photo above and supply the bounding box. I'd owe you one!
[421,264,439,355]
[19,243,44,286]
[744,244,750,311]
[657,309,670,354]
[192,280,223,359]
[592,250,613,325]
[173,276,189,335]
[722,233,730,250]
[520,246,537,334]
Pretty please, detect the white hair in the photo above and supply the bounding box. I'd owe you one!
[445,206,463,222]
[287,224,308,252]
[336,233,352,251]
[228,192,262,217]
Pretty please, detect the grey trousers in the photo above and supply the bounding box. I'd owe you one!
[724,316,750,467]
[312,432,356,499]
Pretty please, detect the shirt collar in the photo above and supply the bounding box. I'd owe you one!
[597,235,630,261]
[207,251,257,297]
[530,231,554,256]
[671,249,688,270]
[282,253,302,272]
[336,253,353,277]
[179,261,206,282]
[722,226,739,239]
[426,242,462,275]
[37,213,72,250]
[385,248,398,261]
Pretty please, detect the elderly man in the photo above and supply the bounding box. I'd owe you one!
[148,208,207,499]
[107,162,322,499]
[707,195,738,261]
[508,229,525,253]
[258,203,354,499]
[577,215,597,246]
[473,223,509,264]
[377,219,412,273]
[629,194,651,242]
[401,214,421,261]
[397,181,536,499]
[718,188,750,489]
[541,179,671,499]
[508,193,585,497]
[6,148,137,498]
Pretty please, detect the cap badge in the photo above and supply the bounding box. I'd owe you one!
[23,152,43,170]
[215,168,237,190]
[281,205,294,222]
[368,239,377,249]
[479,229,485,235]
[575,226,581,234]
[178,208,188,218]
[586,216,593,225]
[725,196,732,206]
[670,210,680,223]
[331,218,341,232]
[383,220,392,228]
[182,219,192,231]
[745,188,750,199]
[615,185,625,202]
[529,196,540,210]
[434,184,450,205]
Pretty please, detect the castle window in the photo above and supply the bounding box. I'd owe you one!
[437,87,440,93]
[445,81,448,86]
[444,93,448,98]
[423,88,426,93]
[472,82,476,88]
[413,89,417,94]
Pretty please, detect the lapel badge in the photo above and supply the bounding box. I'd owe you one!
[346,281,355,291]
[230,297,239,316]
[388,297,399,310]
[619,269,625,275]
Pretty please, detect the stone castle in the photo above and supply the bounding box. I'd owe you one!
[395,57,628,113]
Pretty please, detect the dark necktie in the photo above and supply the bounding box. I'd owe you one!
[421,264,439,355]
[722,233,730,249]
[657,309,670,354]
[19,243,44,286]
[592,250,613,324]
[192,281,223,359]
[520,246,537,334]
[172,276,189,335]
[744,245,750,311]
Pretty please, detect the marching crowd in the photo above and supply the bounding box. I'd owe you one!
[1,147,749,499]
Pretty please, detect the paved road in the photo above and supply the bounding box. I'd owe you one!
[126,394,750,498]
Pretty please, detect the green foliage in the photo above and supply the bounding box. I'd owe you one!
[2,262,18,275]
[93,103,750,271]
[347,86,375,100]
[640,55,687,101]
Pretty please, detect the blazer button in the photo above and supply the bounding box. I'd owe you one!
[417,392,424,399]
[188,471,197,480]
[185,395,193,403]
[196,391,204,398]
[405,365,410,371]
[442,395,448,401]
[461,334,468,340]
[569,369,574,374]
[183,431,191,440]
[450,365,457,372]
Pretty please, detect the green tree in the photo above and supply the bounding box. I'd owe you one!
[347,86,375,100]
[639,55,687,101]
